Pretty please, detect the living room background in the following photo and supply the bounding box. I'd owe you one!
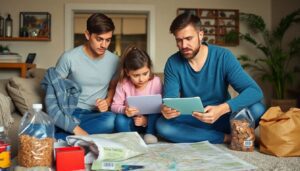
[0,0,299,101]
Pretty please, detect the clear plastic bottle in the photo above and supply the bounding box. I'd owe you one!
[18,103,55,168]
[0,126,11,170]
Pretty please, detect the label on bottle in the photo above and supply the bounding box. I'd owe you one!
[0,144,11,169]
[5,25,11,37]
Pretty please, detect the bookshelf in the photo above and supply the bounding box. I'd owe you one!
[177,8,239,46]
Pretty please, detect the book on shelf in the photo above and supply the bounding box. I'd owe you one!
[0,52,22,63]
[0,58,22,63]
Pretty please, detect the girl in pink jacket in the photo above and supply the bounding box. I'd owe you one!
[111,46,162,144]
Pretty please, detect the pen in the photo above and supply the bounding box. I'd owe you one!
[121,165,144,171]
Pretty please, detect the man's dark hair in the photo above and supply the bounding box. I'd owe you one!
[169,12,202,34]
[87,13,115,34]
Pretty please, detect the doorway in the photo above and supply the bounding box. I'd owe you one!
[65,3,155,62]
[74,13,147,56]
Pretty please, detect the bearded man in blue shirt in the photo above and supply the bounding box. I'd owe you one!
[156,13,265,144]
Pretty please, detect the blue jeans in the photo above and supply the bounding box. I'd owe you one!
[115,114,160,135]
[156,102,265,144]
[55,108,116,140]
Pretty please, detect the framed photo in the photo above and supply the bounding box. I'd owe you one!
[19,12,51,39]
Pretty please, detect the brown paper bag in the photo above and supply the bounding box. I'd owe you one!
[259,107,300,157]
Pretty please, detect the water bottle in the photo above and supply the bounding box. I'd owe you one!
[4,14,12,37]
[18,104,55,168]
[0,126,11,171]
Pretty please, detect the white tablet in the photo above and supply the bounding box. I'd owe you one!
[126,94,162,114]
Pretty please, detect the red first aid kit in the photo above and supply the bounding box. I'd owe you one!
[55,146,85,171]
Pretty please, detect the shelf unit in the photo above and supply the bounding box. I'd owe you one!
[177,8,239,46]
[0,36,50,41]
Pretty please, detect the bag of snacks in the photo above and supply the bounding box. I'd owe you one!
[18,104,55,168]
[230,108,255,152]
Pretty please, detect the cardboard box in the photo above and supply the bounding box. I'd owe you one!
[56,146,85,171]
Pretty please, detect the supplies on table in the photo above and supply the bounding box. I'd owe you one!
[0,126,11,170]
[55,146,85,171]
[0,52,22,63]
[66,132,148,170]
[260,107,300,157]
[230,108,255,152]
[17,104,55,168]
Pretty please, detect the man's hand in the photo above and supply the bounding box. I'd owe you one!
[161,105,180,119]
[96,98,109,112]
[133,115,147,127]
[125,107,139,117]
[73,126,88,136]
[192,103,231,124]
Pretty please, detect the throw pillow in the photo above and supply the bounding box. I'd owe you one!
[6,77,45,115]
[0,93,14,128]
[0,79,15,112]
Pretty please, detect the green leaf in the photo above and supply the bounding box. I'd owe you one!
[273,9,300,41]
[240,13,266,32]
[239,8,300,99]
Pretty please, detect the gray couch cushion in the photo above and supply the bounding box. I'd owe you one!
[0,93,14,129]
[8,112,22,158]
[6,77,45,115]
[0,79,15,112]
[27,68,47,80]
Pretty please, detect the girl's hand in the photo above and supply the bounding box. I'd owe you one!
[133,115,147,127]
[96,98,109,112]
[125,107,139,117]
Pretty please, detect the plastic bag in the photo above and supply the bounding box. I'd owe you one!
[230,108,255,152]
[66,132,148,170]
[18,104,55,168]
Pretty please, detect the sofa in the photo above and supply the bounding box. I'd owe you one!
[0,68,46,157]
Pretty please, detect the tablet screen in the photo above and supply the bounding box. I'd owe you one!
[163,97,204,114]
[126,94,162,114]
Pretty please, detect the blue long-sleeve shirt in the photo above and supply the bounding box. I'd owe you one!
[163,44,263,113]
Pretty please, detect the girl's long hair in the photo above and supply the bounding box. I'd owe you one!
[119,45,154,82]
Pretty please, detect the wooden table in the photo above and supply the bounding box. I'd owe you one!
[0,62,36,78]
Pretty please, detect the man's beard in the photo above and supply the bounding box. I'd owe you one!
[180,46,200,59]
[180,44,200,60]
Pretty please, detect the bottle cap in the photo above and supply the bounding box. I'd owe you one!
[32,103,43,110]
[0,126,4,132]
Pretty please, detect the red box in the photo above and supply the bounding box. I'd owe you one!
[56,146,85,171]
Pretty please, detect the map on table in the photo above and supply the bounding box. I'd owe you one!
[119,141,256,171]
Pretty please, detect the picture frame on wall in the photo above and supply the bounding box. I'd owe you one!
[19,12,51,39]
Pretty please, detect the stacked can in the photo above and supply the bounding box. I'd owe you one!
[0,126,11,170]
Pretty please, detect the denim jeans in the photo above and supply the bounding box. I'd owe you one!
[156,102,265,144]
[115,113,160,135]
[55,108,116,140]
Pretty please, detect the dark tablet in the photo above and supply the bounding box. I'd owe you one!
[25,53,36,64]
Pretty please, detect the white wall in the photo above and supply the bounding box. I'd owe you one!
[0,0,271,78]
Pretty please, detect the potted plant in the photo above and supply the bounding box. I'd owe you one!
[0,45,10,53]
[238,9,300,110]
